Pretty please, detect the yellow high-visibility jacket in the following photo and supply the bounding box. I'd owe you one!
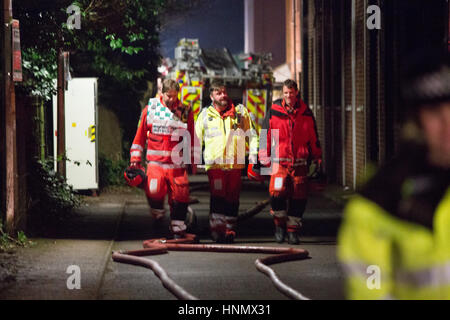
[195,103,259,171]
[338,157,450,300]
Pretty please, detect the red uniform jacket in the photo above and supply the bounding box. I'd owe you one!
[130,97,195,165]
[258,97,322,167]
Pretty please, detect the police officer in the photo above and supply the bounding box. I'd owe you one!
[338,50,450,299]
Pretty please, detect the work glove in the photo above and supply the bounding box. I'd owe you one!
[259,155,271,167]
[308,159,323,179]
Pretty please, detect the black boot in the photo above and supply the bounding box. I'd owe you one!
[275,226,286,243]
[287,231,300,245]
[173,233,184,240]
[211,231,226,243]
[225,230,236,244]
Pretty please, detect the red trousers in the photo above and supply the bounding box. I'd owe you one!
[144,162,190,235]
[207,169,242,234]
[269,164,308,232]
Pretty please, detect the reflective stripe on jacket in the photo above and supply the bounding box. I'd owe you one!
[130,97,195,164]
[195,103,259,171]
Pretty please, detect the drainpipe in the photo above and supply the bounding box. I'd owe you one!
[293,0,297,82]
[351,0,357,190]
[340,1,346,187]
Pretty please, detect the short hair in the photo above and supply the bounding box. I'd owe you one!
[283,79,298,91]
[209,79,226,94]
[162,79,180,93]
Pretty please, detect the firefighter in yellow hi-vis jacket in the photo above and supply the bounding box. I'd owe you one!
[195,79,259,243]
[338,50,450,299]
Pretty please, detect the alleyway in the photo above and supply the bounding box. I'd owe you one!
[0,174,346,300]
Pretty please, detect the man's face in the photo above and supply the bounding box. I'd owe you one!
[162,89,178,109]
[419,102,450,168]
[210,87,229,109]
[283,86,298,107]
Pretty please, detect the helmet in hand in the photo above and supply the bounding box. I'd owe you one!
[124,166,146,188]
[247,163,265,182]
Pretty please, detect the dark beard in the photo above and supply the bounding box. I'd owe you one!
[214,99,227,108]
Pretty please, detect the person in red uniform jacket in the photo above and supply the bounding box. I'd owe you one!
[129,79,196,239]
[259,79,322,244]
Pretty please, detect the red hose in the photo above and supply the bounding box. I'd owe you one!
[112,234,311,300]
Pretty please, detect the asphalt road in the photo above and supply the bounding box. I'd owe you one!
[0,174,346,301]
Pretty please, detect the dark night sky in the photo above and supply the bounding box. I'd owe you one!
[159,0,244,58]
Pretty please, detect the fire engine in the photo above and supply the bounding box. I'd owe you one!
[160,38,274,133]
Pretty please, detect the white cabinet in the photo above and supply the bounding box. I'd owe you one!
[53,78,98,191]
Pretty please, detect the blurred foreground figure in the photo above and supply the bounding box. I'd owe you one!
[338,50,450,299]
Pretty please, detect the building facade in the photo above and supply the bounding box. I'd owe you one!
[301,0,448,189]
[246,0,449,190]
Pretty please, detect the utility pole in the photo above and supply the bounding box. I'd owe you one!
[57,50,66,177]
[2,0,18,235]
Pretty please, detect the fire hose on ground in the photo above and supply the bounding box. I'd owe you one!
[111,199,311,300]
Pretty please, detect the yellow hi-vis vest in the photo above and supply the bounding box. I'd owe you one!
[195,104,259,171]
[338,187,450,300]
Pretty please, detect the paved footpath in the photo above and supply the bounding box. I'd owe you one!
[0,174,347,300]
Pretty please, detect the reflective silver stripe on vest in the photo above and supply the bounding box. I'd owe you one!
[394,263,450,288]
[341,261,383,279]
[342,261,450,289]
[205,129,222,138]
[152,118,187,130]
[147,150,172,157]
[131,144,144,152]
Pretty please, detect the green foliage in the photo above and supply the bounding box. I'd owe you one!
[15,0,174,146]
[27,157,82,228]
[15,1,70,100]
[0,221,34,253]
[98,154,128,189]
[21,47,58,100]
[16,0,165,100]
